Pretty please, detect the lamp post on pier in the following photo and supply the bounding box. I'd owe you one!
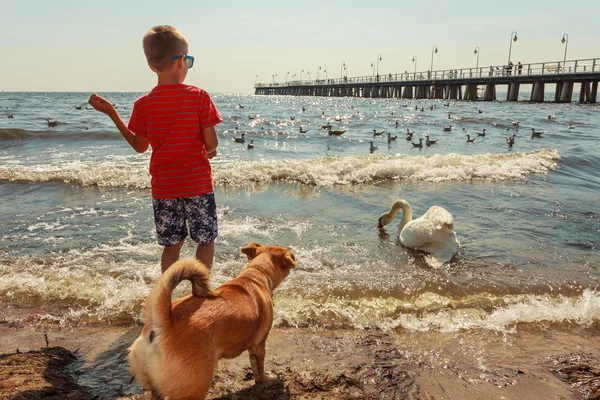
[286,71,289,84]
[474,46,480,70]
[430,45,438,72]
[376,54,382,78]
[371,61,375,77]
[412,56,417,75]
[508,31,518,65]
[324,69,328,80]
[300,68,304,81]
[272,73,277,84]
[255,74,258,85]
[318,65,321,81]
[308,71,311,81]
[561,33,569,65]
[340,61,345,79]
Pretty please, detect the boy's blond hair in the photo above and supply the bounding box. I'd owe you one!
[143,25,188,72]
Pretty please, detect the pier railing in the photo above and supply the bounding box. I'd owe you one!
[256,58,600,87]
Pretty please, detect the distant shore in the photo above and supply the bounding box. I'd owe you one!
[1,322,599,399]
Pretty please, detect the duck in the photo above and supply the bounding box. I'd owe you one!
[406,128,414,135]
[530,128,545,138]
[247,139,254,149]
[568,124,575,130]
[373,129,385,136]
[290,116,295,121]
[238,104,245,109]
[299,126,308,133]
[443,125,452,132]
[7,113,13,119]
[248,115,255,120]
[376,199,459,267]
[425,135,437,146]
[234,133,246,143]
[405,133,413,141]
[369,141,378,153]
[476,129,486,137]
[328,126,346,136]
[321,122,332,130]
[506,134,516,147]
[387,133,398,143]
[395,120,399,128]
[45,118,58,127]
[478,109,483,114]
[412,138,424,148]
[466,134,476,143]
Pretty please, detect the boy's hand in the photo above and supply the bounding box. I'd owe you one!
[88,93,116,117]
[207,150,217,159]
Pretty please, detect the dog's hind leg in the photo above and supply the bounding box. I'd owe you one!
[248,340,270,383]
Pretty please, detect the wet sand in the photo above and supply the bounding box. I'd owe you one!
[2,322,600,399]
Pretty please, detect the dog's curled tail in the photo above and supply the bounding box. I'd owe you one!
[147,258,212,331]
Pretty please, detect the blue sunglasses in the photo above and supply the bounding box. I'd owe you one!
[172,54,195,69]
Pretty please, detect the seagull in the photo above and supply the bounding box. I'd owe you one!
[506,134,516,147]
[387,133,398,143]
[373,129,385,136]
[466,135,476,143]
[45,118,58,127]
[247,139,254,149]
[369,141,378,153]
[443,125,452,132]
[412,138,424,148]
[476,129,486,137]
[531,128,545,138]
[234,133,246,143]
[425,135,437,146]
[299,126,308,133]
[328,126,346,136]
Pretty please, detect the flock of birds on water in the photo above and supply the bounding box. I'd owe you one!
[226,102,577,153]
[5,100,578,154]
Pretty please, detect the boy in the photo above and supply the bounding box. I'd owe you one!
[89,25,221,273]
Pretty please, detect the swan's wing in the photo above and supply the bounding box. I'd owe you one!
[420,235,458,267]
[424,206,454,231]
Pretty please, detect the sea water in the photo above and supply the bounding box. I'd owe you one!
[0,91,599,333]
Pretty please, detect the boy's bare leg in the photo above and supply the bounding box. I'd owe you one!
[161,240,185,273]
[195,241,215,271]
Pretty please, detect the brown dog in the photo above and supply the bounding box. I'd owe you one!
[128,243,296,400]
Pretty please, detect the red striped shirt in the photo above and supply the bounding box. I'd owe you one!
[128,84,222,199]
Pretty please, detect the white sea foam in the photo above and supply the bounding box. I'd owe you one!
[0,150,560,188]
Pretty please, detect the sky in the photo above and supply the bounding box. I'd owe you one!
[1,0,599,94]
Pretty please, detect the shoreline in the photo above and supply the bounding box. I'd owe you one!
[1,322,599,399]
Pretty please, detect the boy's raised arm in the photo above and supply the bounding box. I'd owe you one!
[88,94,149,153]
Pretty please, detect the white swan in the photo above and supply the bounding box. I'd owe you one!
[376,199,458,267]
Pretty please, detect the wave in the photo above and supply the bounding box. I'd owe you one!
[0,128,121,141]
[0,258,596,332]
[0,149,561,188]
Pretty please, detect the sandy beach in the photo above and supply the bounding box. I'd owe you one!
[2,321,599,399]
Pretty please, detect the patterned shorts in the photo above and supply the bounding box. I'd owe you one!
[152,193,218,246]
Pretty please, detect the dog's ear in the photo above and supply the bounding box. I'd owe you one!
[281,249,296,270]
[241,242,261,260]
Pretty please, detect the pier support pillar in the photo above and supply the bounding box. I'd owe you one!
[483,84,496,101]
[559,81,573,103]
[507,83,520,101]
[464,84,478,100]
[579,82,592,103]
[591,81,598,103]
[531,82,545,102]
[402,86,413,99]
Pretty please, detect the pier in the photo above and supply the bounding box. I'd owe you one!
[255,58,600,103]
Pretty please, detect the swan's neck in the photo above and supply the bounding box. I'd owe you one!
[381,200,412,228]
